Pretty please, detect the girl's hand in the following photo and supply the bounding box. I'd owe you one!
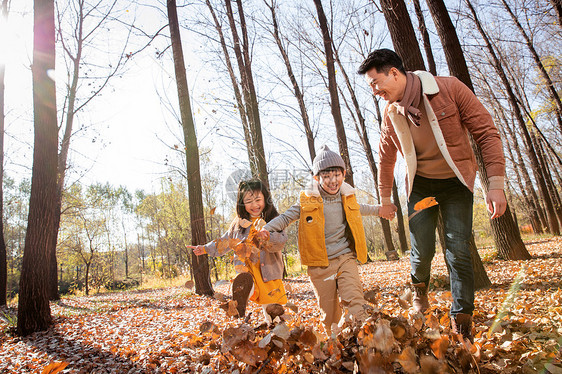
[257,228,270,241]
[187,245,206,256]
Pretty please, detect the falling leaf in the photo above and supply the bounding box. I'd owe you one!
[219,300,239,317]
[409,197,439,220]
[364,289,378,304]
[234,265,249,273]
[397,346,419,373]
[184,280,194,290]
[285,302,299,313]
[209,207,216,215]
[414,197,438,211]
[230,340,267,366]
[373,321,395,353]
[265,303,285,320]
[430,335,449,360]
[41,362,69,374]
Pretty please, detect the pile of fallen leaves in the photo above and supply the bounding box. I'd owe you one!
[1,237,561,373]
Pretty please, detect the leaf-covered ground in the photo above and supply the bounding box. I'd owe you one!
[1,237,562,373]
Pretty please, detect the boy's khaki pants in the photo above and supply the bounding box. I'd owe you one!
[307,252,367,336]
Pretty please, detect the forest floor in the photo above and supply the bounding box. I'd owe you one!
[1,236,562,373]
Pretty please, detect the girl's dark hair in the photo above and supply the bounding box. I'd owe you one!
[236,179,279,222]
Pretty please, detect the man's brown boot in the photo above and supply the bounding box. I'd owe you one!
[232,272,254,318]
[451,313,473,343]
[412,282,430,313]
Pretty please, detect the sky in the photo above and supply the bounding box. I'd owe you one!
[2,1,215,194]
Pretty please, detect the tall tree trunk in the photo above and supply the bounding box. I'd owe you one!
[412,0,437,75]
[426,0,531,260]
[500,0,562,135]
[377,0,426,71]
[17,0,56,335]
[224,0,269,186]
[266,0,316,162]
[167,0,213,296]
[0,0,8,307]
[466,0,560,236]
[313,0,354,186]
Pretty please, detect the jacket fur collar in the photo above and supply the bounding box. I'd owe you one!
[413,70,439,95]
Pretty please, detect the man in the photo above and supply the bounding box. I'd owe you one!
[357,49,506,341]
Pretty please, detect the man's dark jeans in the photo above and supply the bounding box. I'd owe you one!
[408,175,474,316]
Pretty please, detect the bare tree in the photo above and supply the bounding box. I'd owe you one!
[425,0,531,260]
[224,0,269,185]
[0,0,9,306]
[377,0,426,70]
[312,0,355,186]
[264,0,316,162]
[500,0,562,135]
[465,0,560,236]
[167,0,213,296]
[17,0,57,335]
[412,0,437,75]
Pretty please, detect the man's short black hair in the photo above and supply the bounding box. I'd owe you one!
[357,48,406,75]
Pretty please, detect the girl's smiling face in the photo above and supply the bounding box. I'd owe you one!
[243,190,265,218]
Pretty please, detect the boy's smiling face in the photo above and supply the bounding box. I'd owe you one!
[314,168,345,195]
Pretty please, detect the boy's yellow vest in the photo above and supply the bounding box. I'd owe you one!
[297,191,367,267]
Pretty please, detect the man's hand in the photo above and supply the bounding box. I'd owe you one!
[187,245,206,256]
[379,203,397,220]
[486,189,507,219]
[257,228,270,241]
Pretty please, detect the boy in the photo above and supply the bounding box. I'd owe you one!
[259,145,391,335]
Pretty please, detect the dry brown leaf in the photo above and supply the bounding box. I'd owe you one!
[184,280,194,290]
[265,303,285,320]
[41,362,69,374]
[430,335,449,360]
[285,301,298,313]
[219,300,239,317]
[397,346,419,373]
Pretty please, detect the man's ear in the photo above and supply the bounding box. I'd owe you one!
[343,169,347,177]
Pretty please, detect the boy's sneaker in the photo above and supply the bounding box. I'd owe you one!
[451,313,473,343]
[232,273,253,318]
[412,282,429,313]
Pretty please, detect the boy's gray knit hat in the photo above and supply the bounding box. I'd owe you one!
[312,145,346,175]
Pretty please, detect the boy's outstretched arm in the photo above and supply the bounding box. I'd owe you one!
[359,203,396,220]
[264,203,300,232]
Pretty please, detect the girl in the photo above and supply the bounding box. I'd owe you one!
[188,179,287,320]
